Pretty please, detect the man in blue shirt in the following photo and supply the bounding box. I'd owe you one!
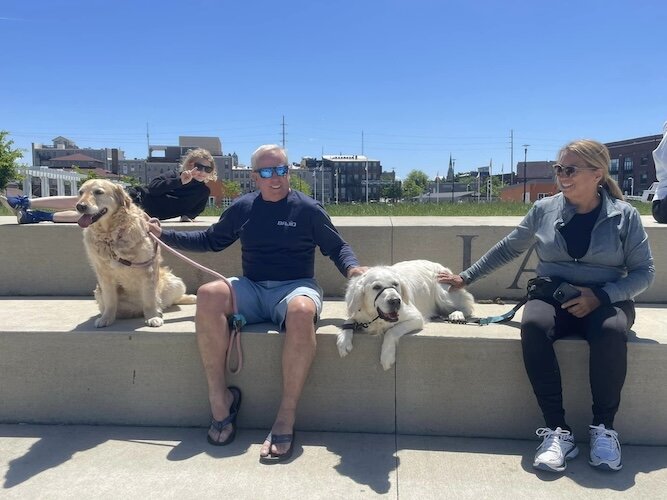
[149,144,365,463]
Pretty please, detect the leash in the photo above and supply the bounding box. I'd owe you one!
[147,223,244,374]
[469,297,528,326]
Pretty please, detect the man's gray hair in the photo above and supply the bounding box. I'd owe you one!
[251,144,288,169]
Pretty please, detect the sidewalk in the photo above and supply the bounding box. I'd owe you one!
[2,424,666,499]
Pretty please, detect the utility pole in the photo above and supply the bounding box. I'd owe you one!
[522,144,530,203]
[362,130,368,204]
[281,115,286,149]
[145,122,150,183]
[510,130,514,183]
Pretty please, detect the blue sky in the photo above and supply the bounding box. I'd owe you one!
[2,0,665,179]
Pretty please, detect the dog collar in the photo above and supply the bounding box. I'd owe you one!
[341,317,380,331]
[114,238,159,268]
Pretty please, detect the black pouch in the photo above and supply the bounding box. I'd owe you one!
[526,276,564,301]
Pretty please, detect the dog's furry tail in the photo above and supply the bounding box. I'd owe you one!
[175,294,197,305]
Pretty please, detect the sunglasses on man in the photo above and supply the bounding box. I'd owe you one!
[553,164,597,178]
[256,165,289,178]
[194,162,214,173]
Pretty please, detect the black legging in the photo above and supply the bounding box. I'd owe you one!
[520,298,635,430]
[653,198,667,223]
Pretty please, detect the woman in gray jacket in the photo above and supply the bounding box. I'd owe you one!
[439,139,654,474]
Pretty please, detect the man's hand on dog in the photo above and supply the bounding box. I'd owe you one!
[347,266,368,278]
[147,217,162,237]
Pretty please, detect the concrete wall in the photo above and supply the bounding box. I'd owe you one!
[1,216,665,302]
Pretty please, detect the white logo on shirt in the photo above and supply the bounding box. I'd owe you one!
[277,220,297,227]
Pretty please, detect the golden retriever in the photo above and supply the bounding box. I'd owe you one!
[337,259,475,370]
[76,179,196,328]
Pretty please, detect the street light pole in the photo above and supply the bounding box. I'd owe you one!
[522,144,530,203]
[628,176,634,197]
[450,158,456,203]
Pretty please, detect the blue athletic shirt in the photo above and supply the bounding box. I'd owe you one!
[159,189,360,281]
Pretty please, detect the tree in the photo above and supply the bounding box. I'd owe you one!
[480,176,504,198]
[290,175,312,196]
[220,180,241,199]
[402,179,423,200]
[381,181,402,202]
[404,170,429,194]
[400,170,429,200]
[0,131,24,191]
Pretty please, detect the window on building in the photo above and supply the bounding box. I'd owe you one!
[624,157,633,171]
[640,155,648,166]
[610,159,619,173]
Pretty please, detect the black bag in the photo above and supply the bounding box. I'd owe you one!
[476,276,577,326]
[526,276,564,301]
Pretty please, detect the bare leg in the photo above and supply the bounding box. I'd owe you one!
[52,210,83,223]
[196,280,236,443]
[260,296,317,457]
[30,196,78,210]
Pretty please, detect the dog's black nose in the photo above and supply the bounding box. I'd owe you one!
[75,203,87,213]
[388,297,401,310]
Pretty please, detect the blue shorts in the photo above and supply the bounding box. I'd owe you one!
[229,277,323,330]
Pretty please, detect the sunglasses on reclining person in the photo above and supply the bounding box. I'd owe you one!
[255,165,289,178]
[194,162,214,173]
[552,163,597,178]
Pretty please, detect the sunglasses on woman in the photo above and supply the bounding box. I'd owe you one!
[553,164,596,177]
[194,162,214,173]
[256,165,289,178]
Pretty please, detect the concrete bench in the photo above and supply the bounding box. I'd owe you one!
[2,215,666,302]
[1,297,665,445]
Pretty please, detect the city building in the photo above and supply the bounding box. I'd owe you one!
[322,155,382,203]
[501,161,557,202]
[606,134,662,197]
[32,136,122,171]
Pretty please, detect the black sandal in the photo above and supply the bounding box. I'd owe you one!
[259,430,295,464]
[207,386,242,446]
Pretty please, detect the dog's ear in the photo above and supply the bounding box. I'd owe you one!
[345,275,365,315]
[114,183,132,210]
[398,277,413,305]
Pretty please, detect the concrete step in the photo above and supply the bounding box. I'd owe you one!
[3,424,667,499]
[2,298,666,445]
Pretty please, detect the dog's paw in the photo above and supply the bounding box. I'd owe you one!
[380,351,396,371]
[336,329,354,357]
[94,316,115,328]
[448,310,466,323]
[380,342,396,370]
[145,316,164,327]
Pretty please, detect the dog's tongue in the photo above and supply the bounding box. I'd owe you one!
[379,310,399,322]
[78,214,93,228]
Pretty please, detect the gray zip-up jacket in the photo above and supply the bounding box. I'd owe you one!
[460,189,655,304]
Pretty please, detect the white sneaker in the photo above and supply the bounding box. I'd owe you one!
[589,424,622,471]
[533,427,579,472]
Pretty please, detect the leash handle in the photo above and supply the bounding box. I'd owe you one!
[148,227,243,373]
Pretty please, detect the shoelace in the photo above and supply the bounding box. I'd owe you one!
[535,427,572,451]
[589,424,620,454]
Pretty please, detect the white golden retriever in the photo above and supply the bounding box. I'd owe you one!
[337,259,475,370]
[77,179,196,328]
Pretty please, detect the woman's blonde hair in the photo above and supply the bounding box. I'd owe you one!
[558,139,624,200]
[180,148,217,182]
